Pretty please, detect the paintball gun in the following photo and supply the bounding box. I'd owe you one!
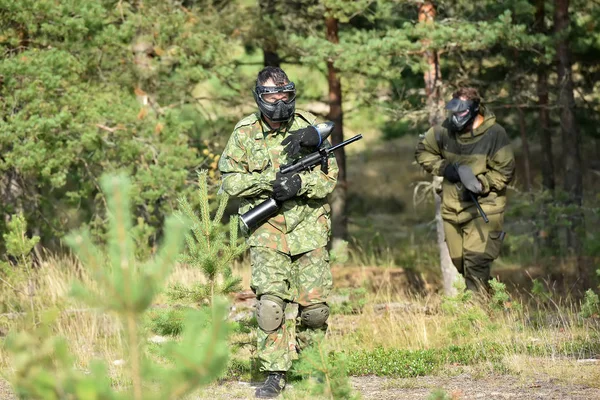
[240,123,363,231]
[467,190,489,223]
[451,162,489,223]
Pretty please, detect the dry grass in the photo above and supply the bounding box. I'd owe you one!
[0,252,598,397]
[0,255,127,383]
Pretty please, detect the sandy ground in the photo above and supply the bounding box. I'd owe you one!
[1,362,598,399]
[190,370,600,400]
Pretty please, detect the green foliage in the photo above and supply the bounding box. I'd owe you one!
[0,0,240,247]
[0,213,41,315]
[531,279,551,301]
[329,240,349,266]
[505,190,600,261]
[343,337,600,378]
[0,213,40,281]
[5,173,230,399]
[3,213,40,261]
[440,287,491,339]
[293,335,360,400]
[147,307,190,337]
[171,171,247,305]
[346,347,438,377]
[330,288,368,315]
[579,289,600,319]
[4,311,117,400]
[489,279,520,311]
[381,119,413,141]
[427,389,451,400]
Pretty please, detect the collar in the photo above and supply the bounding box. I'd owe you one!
[255,113,293,139]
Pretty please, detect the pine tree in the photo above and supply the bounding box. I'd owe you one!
[293,334,360,400]
[5,173,229,399]
[0,0,242,249]
[170,171,247,305]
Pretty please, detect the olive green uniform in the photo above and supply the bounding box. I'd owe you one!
[218,110,338,371]
[415,107,515,291]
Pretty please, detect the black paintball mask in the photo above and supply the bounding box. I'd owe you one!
[253,82,296,123]
[445,97,480,132]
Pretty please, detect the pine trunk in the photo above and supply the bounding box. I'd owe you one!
[263,50,281,67]
[554,0,588,290]
[259,0,280,67]
[518,108,533,192]
[536,0,555,191]
[326,16,347,248]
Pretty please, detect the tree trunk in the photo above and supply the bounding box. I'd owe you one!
[419,1,458,295]
[518,107,533,192]
[326,16,347,248]
[536,0,555,191]
[259,0,281,67]
[554,0,588,290]
[1,169,24,227]
[263,50,281,67]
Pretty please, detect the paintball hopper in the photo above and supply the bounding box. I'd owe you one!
[313,121,334,142]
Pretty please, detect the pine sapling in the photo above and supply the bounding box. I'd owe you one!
[1,213,41,321]
[173,170,247,304]
[5,173,230,399]
[293,334,360,400]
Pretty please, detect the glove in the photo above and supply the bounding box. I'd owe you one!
[281,126,321,157]
[457,164,483,194]
[271,171,302,201]
[442,163,461,183]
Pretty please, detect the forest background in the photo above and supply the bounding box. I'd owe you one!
[1,0,600,399]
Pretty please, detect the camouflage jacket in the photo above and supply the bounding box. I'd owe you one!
[415,107,515,224]
[218,110,338,255]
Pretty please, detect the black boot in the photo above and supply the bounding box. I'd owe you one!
[255,371,286,399]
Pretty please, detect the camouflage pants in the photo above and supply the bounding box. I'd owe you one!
[444,213,505,292]
[250,246,332,372]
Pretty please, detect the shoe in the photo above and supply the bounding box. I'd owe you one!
[255,371,286,398]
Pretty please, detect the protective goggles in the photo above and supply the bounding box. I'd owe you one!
[255,82,296,104]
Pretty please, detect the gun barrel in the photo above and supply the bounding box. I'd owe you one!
[280,152,323,175]
[468,191,489,223]
[327,134,363,153]
[280,134,363,175]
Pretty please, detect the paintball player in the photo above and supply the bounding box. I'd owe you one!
[218,66,338,398]
[415,87,515,292]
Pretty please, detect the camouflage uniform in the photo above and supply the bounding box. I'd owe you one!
[415,106,515,291]
[218,110,338,372]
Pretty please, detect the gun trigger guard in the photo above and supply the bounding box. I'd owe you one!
[317,150,327,174]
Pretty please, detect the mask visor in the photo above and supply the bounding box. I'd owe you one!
[256,82,296,104]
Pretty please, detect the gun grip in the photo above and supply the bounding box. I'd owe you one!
[321,155,328,174]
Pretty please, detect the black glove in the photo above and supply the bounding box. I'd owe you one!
[281,126,321,157]
[456,164,483,194]
[271,171,302,201]
[442,163,461,183]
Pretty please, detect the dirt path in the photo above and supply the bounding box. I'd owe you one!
[351,374,600,400]
[193,372,600,400]
[2,372,598,399]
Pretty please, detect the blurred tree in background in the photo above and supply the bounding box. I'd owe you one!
[0,0,242,249]
[0,0,599,291]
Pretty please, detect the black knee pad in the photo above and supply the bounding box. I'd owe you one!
[300,303,329,329]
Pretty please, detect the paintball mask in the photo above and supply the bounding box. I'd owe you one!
[253,82,296,123]
[445,97,480,132]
